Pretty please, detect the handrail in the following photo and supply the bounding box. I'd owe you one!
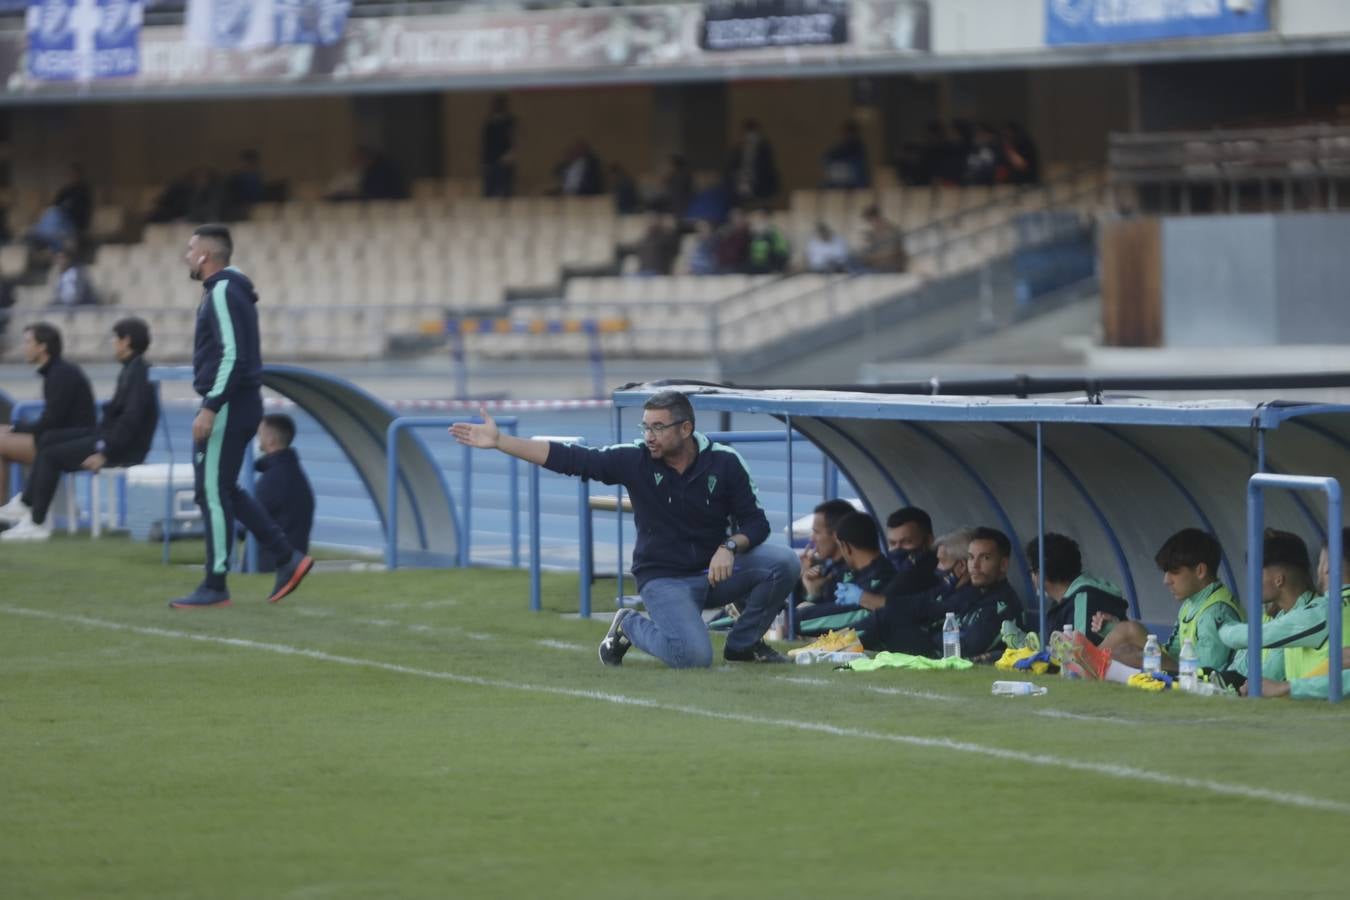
[1246,473,1342,702]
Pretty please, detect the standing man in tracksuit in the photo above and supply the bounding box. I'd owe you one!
[452,389,800,667]
[171,224,313,609]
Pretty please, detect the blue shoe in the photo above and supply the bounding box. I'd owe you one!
[169,586,231,609]
[268,552,314,604]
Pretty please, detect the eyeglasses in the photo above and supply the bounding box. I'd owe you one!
[637,419,687,436]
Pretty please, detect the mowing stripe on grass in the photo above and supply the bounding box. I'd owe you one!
[5,605,1349,817]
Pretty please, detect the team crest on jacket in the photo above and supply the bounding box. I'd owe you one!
[654,472,663,485]
[707,475,717,493]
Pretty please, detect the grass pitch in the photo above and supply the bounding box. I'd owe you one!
[3,537,1350,899]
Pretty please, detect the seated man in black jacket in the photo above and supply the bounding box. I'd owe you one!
[237,413,315,572]
[0,322,96,521]
[1,318,157,541]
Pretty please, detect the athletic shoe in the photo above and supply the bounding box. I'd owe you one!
[0,494,31,525]
[724,640,789,664]
[1049,629,1111,680]
[787,628,859,659]
[267,552,314,604]
[0,514,51,542]
[169,586,232,609]
[599,608,634,666]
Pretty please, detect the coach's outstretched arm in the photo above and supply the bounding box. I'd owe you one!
[450,409,550,466]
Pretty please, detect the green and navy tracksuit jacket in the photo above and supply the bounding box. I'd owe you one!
[543,432,769,590]
[193,267,262,412]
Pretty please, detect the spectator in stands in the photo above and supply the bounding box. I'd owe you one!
[747,209,789,274]
[687,220,718,276]
[148,170,198,224]
[452,390,801,667]
[1000,123,1040,185]
[628,212,681,276]
[1059,528,1242,681]
[726,119,780,204]
[794,498,861,635]
[713,207,750,274]
[0,318,157,542]
[1244,530,1350,699]
[1207,529,1317,692]
[237,414,315,573]
[653,154,694,219]
[821,121,870,190]
[853,205,907,273]
[963,124,1002,186]
[1024,533,1129,644]
[805,222,849,273]
[49,248,96,308]
[480,94,517,199]
[56,164,92,235]
[223,150,265,219]
[358,147,409,201]
[0,322,96,520]
[553,141,604,197]
[609,163,641,215]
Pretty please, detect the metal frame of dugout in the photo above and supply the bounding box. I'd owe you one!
[612,384,1350,701]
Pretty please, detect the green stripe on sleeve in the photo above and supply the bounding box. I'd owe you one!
[207,281,237,400]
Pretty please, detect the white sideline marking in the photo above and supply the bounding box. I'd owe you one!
[5,605,1349,817]
[535,639,585,651]
[865,684,957,703]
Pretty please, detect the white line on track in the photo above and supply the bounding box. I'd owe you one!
[5,605,1348,817]
[535,639,586,651]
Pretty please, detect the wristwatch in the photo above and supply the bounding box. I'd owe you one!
[723,538,738,555]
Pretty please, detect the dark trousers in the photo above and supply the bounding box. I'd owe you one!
[195,392,291,590]
[22,427,97,525]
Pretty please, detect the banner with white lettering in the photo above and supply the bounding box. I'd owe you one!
[1046,0,1270,46]
[186,0,350,49]
[700,0,848,51]
[26,0,141,81]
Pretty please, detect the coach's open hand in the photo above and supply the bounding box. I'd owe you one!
[450,408,500,449]
[708,545,735,586]
[192,408,216,444]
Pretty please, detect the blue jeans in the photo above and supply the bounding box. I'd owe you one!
[624,542,799,669]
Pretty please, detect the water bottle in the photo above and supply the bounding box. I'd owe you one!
[992,681,1048,696]
[1060,624,1079,679]
[942,612,961,659]
[1177,637,1199,692]
[1142,634,1162,676]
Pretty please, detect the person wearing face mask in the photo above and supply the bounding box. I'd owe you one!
[170,224,312,609]
[880,506,939,597]
[854,528,973,656]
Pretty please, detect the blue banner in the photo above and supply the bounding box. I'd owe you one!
[275,0,349,47]
[186,0,350,49]
[1046,0,1269,46]
[26,0,141,81]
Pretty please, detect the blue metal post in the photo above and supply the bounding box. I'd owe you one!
[450,326,468,401]
[529,462,542,612]
[385,425,401,570]
[578,476,593,619]
[1247,473,1343,701]
[460,441,472,568]
[614,404,625,606]
[823,458,839,501]
[587,321,605,400]
[1036,423,1047,643]
[784,414,795,638]
[507,421,520,569]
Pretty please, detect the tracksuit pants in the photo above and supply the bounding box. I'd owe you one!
[195,391,292,590]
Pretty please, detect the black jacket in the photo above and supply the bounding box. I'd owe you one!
[12,357,95,439]
[248,447,315,572]
[98,354,158,466]
[194,268,263,412]
[882,547,939,599]
[544,433,770,588]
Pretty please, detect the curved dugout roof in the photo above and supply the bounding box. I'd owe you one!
[614,386,1350,626]
[262,366,458,566]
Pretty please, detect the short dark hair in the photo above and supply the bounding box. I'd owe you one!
[969,526,1011,559]
[192,224,233,262]
[112,317,151,355]
[1155,528,1221,575]
[261,413,296,448]
[1263,528,1310,575]
[886,506,932,536]
[642,390,694,430]
[1025,533,1082,584]
[24,322,62,359]
[814,499,858,534]
[834,512,880,553]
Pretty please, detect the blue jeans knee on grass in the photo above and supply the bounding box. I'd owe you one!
[625,542,799,669]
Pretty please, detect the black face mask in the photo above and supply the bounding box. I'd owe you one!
[886,548,913,571]
[937,567,961,592]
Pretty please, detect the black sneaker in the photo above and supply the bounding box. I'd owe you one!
[599,608,634,667]
[724,640,788,664]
